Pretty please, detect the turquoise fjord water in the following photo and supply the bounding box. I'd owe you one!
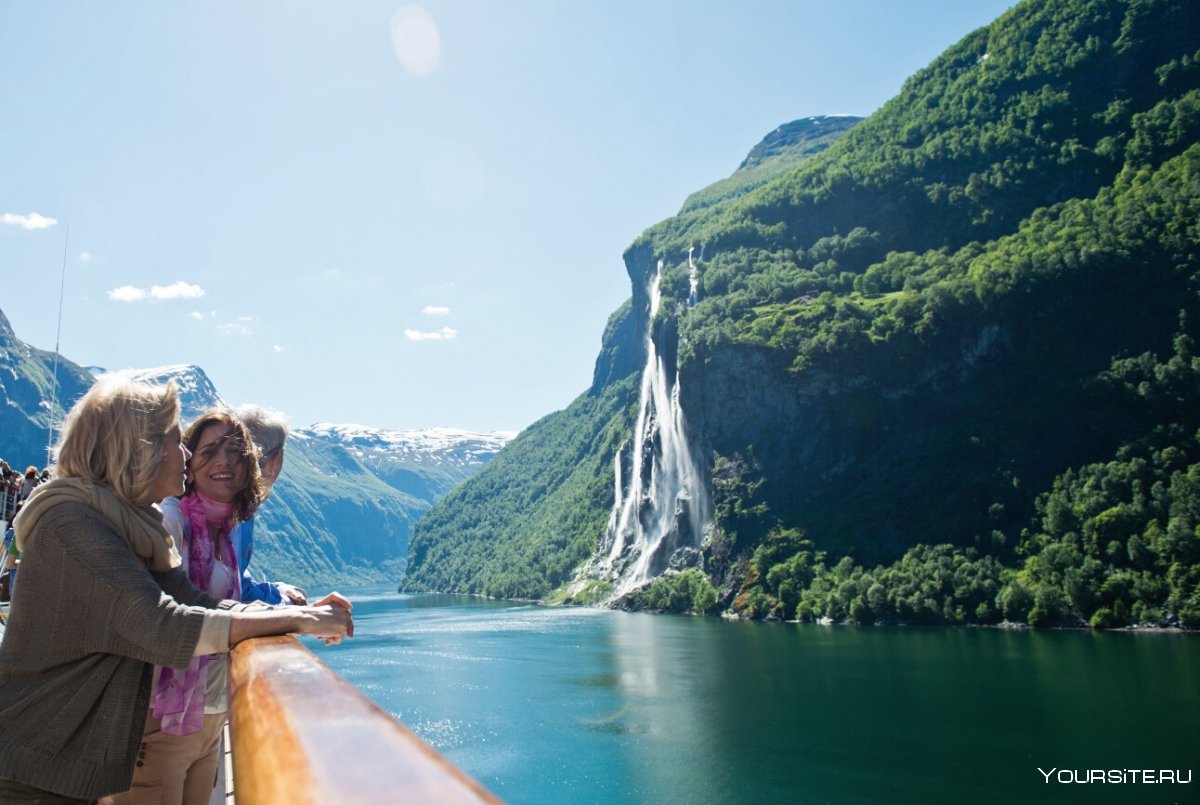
[314,588,1198,805]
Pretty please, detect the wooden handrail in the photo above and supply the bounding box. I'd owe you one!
[229,635,502,804]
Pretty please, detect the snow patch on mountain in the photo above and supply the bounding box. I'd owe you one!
[83,365,516,472]
[90,364,226,418]
[303,423,515,469]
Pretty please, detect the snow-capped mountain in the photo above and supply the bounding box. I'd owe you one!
[86,365,514,496]
[1,319,516,586]
[305,423,516,467]
[90,364,228,420]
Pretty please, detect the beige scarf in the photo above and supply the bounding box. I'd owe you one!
[14,477,182,572]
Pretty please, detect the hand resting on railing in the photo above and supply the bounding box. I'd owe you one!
[229,593,354,646]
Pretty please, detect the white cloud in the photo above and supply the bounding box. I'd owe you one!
[422,305,450,316]
[79,252,92,263]
[1,212,57,230]
[108,285,147,302]
[108,280,205,303]
[391,6,441,76]
[272,345,285,353]
[150,281,205,300]
[190,311,205,320]
[405,326,457,342]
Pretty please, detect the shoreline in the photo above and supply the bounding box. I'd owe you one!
[395,588,1197,633]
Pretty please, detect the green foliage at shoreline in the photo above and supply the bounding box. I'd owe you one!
[620,568,720,615]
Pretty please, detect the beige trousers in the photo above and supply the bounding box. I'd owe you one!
[101,712,225,805]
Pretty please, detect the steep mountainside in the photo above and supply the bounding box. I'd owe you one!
[97,364,230,419]
[0,349,510,586]
[678,115,863,214]
[0,309,94,468]
[404,0,1200,629]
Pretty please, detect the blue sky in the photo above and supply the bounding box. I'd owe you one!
[1,1,1016,432]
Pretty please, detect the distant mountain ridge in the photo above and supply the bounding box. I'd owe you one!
[304,423,516,501]
[0,308,93,467]
[0,338,511,586]
[679,115,863,214]
[736,116,863,172]
[94,364,230,419]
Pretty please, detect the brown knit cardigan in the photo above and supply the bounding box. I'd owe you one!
[0,501,231,799]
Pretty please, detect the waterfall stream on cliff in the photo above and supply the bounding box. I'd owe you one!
[601,259,710,596]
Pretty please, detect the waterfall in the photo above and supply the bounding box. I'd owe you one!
[600,258,710,596]
[687,246,700,308]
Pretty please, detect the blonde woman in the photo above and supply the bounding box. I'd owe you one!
[0,379,352,805]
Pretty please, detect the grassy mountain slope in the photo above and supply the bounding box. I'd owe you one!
[678,116,863,214]
[250,434,429,586]
[403,376,636,598]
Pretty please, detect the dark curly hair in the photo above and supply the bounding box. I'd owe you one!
[182,409,265,522]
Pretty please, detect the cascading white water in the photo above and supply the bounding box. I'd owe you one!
[687,246,700,308]
[601,258,710,596]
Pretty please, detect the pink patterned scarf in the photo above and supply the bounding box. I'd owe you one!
[152,491,242,735]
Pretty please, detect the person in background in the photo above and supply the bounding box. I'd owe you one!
[0,379,352,805]
[0,516,18,603]
[231,405,306,605]
[0,464,13,524]
[1,466,19,526]
[17,467,38,502]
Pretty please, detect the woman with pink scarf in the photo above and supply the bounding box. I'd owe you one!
[120,409,267,804]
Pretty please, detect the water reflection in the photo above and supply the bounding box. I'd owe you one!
[320,589,1199,805]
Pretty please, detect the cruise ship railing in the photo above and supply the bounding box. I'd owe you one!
[228,635,501,804]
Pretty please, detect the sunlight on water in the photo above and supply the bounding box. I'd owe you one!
[318,588,1200,805]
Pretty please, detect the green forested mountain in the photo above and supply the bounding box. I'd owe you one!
[404,0,1200,629]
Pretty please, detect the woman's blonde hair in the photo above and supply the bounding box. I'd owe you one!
[54,378,181,505]
[183,409,265,521]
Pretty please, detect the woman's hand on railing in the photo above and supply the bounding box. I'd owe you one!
[228,594,354,647]
[298,594,354,645]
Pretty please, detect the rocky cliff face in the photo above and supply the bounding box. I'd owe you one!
[677,335,1022,565]
[673,264,1156,570]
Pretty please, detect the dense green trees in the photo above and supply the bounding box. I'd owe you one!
[622,568,719,614]
[734,309,1200,628]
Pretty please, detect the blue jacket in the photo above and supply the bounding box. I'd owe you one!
[231,518,285,604]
